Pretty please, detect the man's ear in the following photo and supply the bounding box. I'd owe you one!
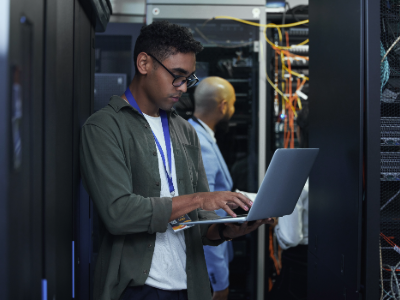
[136,52,151,75]
[219,99,228,115]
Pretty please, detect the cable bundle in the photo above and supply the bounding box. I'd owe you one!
[380,233,400,300]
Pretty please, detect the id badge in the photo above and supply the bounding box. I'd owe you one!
[170,214,194,232]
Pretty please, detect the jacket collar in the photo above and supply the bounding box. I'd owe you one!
[191,117,216,143]
[108,95,178,117]
[190,118,215,145]
[189,118,233,188]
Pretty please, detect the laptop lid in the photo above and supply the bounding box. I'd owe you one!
[246,148,319,221]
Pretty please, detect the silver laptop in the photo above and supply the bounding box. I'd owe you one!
[183,148,319,225]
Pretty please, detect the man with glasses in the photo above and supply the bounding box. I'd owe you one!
[80,21,273,300]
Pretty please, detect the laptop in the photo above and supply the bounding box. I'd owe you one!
[183,148,319,225]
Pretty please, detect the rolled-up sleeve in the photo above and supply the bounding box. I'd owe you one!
[80,124,172,235]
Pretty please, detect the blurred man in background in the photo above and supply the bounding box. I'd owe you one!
[188,77,236,300]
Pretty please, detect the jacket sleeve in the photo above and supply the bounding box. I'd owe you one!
[80,124,172,236]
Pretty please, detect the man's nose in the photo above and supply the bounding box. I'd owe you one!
[176,82,187,93]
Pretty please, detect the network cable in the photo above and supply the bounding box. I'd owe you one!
[206,14,309,146]
[212,16,309,50]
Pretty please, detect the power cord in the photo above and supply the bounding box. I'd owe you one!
[381,189,400,211]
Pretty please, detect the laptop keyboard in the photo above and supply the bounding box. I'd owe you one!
[219,214,248,219]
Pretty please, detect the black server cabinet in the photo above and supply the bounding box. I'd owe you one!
[307,0,380,299]
[4,0,45,298]
[1,0,95,299]
[379,1,400,298]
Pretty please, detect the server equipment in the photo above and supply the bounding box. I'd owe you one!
[380,1,400,297]
[1,0,101,299]
[306,0,381,299]
[146,1,267,299]
[266,14,309,153]
[264,9,310,296]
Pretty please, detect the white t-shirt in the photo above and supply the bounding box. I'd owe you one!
[143,113,187,290]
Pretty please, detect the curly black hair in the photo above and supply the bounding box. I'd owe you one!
[133,21,203,72]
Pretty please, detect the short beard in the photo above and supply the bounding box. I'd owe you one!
[215,118,230,134]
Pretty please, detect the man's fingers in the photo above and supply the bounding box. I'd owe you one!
[225,223,240,229]
[233,192,253,207]
[244,220,264,231]
[265,218,275,224]
[222,205,237,218]
[226,202,239,209]
[259,218,275,225]
[228,195,251,212]
[240,221,248,230]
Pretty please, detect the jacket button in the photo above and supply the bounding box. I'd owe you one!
[155,182,160,186]
[153,151,157,156]
[144,124,148,128]
[143,270,148,274]
[148,244,152,248]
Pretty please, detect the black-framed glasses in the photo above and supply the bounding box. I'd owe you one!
[147,53,199,88]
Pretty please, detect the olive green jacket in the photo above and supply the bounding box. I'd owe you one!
[80,96,222,300]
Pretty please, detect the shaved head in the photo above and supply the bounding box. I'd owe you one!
[194,77,235,115]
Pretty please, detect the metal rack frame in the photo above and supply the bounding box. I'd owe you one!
[146,2,267,299]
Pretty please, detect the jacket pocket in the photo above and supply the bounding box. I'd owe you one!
[182,143,200,192]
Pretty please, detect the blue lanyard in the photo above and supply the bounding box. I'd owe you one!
[125,88,175,196]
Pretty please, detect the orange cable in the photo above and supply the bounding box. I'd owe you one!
[285,31,295,149]
[274,47,309,60]
[269,226,281,274]
[284,81,289,148]
[380,232,400,271]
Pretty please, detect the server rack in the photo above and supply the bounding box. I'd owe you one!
[307,0,381,299]
[264,12,309,295]
[182,43,260,300]
[266,14,309,158]
[379,1,400,297]
[1,0,96,299]
[146,1,268,299]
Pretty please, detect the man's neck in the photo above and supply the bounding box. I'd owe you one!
[193,113,218,132]
[122,78,160,117]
